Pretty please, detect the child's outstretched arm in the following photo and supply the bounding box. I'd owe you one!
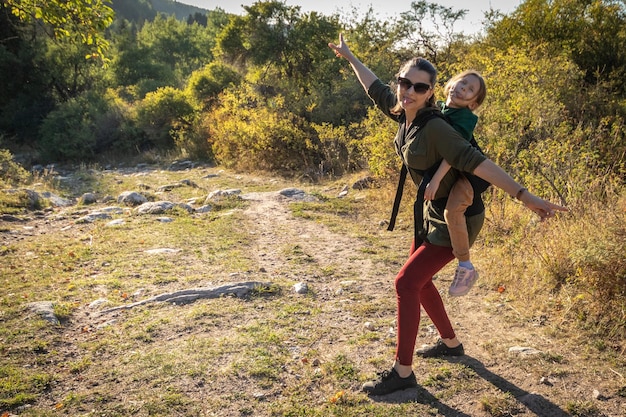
[424,160,451,201]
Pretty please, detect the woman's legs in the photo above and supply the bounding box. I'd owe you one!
[394,242,456,366]
[362,241,458,395]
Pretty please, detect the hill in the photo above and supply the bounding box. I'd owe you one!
[110,0,213,23]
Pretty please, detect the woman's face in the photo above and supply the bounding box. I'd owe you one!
[397,68,433,113]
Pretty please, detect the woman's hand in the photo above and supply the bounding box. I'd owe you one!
[328,33,352,60]
[519,190,568,221]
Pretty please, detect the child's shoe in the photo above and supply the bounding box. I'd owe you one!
[448,266,478,296]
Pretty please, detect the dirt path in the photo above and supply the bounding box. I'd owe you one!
[241,190,377,285]
[237,189,624,416]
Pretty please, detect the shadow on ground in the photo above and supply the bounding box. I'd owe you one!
[369,355,575,417]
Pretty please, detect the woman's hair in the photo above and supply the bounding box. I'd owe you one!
[391,57,438,115]
[444,70,487,109]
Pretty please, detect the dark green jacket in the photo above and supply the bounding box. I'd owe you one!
[368,79,487,247]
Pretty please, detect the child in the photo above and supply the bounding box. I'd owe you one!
[423,70,487,297]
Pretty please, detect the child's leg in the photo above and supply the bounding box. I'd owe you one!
[444,175,474,262]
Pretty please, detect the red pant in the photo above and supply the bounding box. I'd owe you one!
[395,241,456,365]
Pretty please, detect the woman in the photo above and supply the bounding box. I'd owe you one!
[328,34,567,396]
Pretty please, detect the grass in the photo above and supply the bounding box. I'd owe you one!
[0,162,625,416]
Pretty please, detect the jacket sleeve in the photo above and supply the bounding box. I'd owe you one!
[366,79,401,123]
[426,118,486,173]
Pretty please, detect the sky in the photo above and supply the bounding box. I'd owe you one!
[176,0,524,35]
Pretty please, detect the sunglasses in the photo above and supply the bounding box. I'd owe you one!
[397,77,432,94]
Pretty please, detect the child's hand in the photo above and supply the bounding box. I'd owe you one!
[424,181,439,201]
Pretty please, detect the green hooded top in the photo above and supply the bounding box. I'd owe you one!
[438,100,478,141]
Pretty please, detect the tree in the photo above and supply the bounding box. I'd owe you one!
[137,14,214,83]
[4,0,114,62]
[396,0,468,65]
[484,0,626,97]
[0,6,55,143]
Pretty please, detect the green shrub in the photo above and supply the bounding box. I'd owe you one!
[359,107,399,179]
[38,95,101,161]
[134,86,197,150]
[0,148,31,188]
[311,122,365,177]
[207,84,321,174]
[185,62,241,110]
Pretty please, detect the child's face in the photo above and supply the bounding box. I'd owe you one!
[447,74,481,110]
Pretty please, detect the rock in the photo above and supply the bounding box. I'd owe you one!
[144,248,181,254]
[135,201,174,214]
[508,346,543,356]
[168,160,194,171]
[195,205,213,213]
[206,189,241,201]
[294,282,308,294]
[117,191,147,206]
[96,319,117,329]
[539,376,554,386]
[88,298,110,309]
[364,321,375,331]
[177,203,194,213]
[179,179,197,187]
[157,183,184,192]
[253,392,267,401]
[155,217,173,223]
[40,191,74,207]
[99,206,124,214]
[279,188,306,198]
[352,176,375,190]
[592,389,606,400]
[78,193,97,205]
[75,212,113,224]
[27,301,59,325]
[278,188,316,202]
[0,214,23,222]
[105,219,125,227]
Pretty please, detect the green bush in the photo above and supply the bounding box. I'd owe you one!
[37,90,145,162]
[207,84,321,174]
[0,148,31,188]
[134,86,197,150]
[311,122,365,177]
[359,107,400,179]
[37,93,105,162]
[185,62,241,110]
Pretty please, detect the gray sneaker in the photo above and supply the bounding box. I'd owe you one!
[362,368,417,396]
[448,266,478,296]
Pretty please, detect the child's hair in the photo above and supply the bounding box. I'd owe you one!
[444,70,487,109]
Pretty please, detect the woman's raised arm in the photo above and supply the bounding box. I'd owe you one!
[329,33,378,92]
